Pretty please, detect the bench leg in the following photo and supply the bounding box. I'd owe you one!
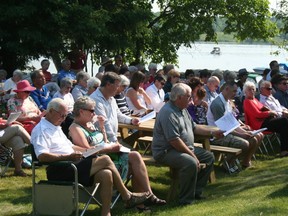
[167,168,178,202]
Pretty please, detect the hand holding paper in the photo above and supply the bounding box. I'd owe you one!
[214,112,240,136]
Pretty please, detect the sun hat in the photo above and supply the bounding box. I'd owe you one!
[13,80,36,92]
[101,56,112,66]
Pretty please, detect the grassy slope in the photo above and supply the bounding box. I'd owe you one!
[1,156,288,216]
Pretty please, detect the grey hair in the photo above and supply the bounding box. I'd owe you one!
[243,81,256,93]
[170,83,191,102]
[223,70,237,82]
[47,98,66,112]
[13,69,23,79]
[73,96,95,117]
[260,80,271,89]
[76,71,90,82]
[60,77,73,88]
[119,75,130,86]
[148,63,157,70]
[87,77,101,89]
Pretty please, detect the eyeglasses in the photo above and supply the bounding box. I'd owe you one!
[83,109,95,113]
[265,87,273,90]
[53,109,68,119]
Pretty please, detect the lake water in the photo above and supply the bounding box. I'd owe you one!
[28,43,288,75]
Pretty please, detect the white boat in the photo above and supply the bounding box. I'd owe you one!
[210,47,221,55]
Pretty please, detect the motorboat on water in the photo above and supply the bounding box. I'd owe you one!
[210,47,221,55]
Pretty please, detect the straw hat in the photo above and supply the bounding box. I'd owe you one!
[13,80,36,92]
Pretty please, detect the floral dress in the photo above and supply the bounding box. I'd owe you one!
[7,96,40,118]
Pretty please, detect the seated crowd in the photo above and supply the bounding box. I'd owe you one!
[1,57,288,215]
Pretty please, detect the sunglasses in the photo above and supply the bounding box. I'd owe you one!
[281,82,288,85]
[23,91,31,94]
[265,87,273,90]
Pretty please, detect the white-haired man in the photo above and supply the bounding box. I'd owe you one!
[152,83,223,205]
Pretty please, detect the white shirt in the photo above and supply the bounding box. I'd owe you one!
[31,118,74,158]
[3,78,17,95]
[90,88,131,142]
[145,84,165,113]
[259,94,285,117]
[53,91,74,113]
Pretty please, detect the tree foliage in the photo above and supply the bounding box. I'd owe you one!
[0,0,277,76]
[273,0,288,51]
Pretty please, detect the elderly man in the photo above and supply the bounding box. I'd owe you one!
[4,69,22,95]
[71,71,90,101]
[30,70,52,111]
[207,81,261,170]
[152,83,222,205]
[145,74,166,113]
[31,98,150,216]
[57,59,76,84]
[259,80,288,117]
[203,76,220,104]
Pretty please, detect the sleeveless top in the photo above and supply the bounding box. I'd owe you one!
[75,123,129,180]
[125,87,147,116]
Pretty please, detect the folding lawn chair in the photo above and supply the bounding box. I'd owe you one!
[31,144,101,216]
[0,143,13,177]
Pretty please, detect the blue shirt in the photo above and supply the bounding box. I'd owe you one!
[30,86,52,111]
[57,70,76,83]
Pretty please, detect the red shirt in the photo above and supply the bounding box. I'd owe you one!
[243,98,270,130]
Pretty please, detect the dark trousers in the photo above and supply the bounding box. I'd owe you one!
[262,117,288,151]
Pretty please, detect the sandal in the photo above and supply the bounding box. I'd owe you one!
[145,194,166,206]
[14,170,27,177]
[125,192,151,209]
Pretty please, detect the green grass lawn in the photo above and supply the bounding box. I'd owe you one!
[1,156,288,216]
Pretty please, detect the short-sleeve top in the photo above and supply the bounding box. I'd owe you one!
[152,101,196,160]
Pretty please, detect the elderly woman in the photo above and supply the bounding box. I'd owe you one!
[87,77,101,96]
[71,71,90,101]
[69,96,166,212]
[53,77,74,136]
[0,118,31,176]
[114,75,131,115]
[125,71,152,116]
[7,80,43,133]
[243,81,288,157]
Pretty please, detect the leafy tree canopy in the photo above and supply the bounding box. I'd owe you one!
[0,0,277,76]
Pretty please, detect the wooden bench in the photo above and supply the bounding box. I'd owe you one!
[135,136,153,155]
[194,143,242,173]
